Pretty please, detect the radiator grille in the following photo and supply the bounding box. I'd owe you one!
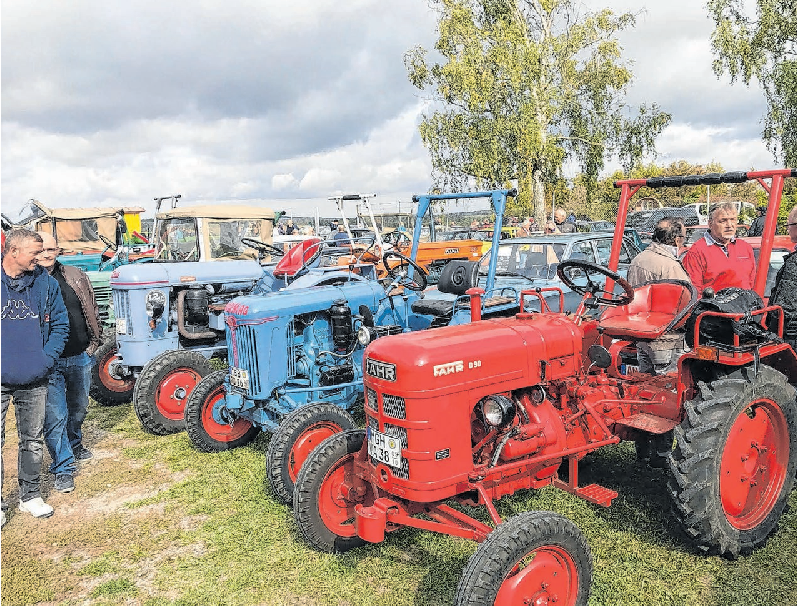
[367,415,409,480]
[365,388,378,412]
[381,394,406,419]
[286,320,296,378]
[113,291,132,334]
[93,283,113,326]
[233,324,261,394]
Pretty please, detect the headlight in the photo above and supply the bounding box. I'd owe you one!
[480,395,515,427]
[357,325,373,346]
[145,289,167,319]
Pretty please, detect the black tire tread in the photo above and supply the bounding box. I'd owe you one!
[666,365,797,557]
[184,370,259,453]
[90,340,134,406]
[293,429,368,553]
[266,403,356,505]
[133,350,214,436]
[455,510,592,606]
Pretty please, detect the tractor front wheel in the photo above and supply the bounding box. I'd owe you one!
[293,429,374,553]
[266,403,357,505]
[455,511,592,606]
[133,350,214,435]
[90,340,135,406]
[667,365,797,557]
[184,370,259,452]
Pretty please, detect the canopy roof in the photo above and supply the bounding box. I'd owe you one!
[34,201,145,220]
[156,204,275,221]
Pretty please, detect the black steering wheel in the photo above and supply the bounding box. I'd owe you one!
[99,234,117,251]
[240,237,285,258]
[382,230,412,250]
[556,260,634,307]
[382,251,428,292]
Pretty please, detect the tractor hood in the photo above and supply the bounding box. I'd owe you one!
[363,314,584,397]
[111,260,264,290]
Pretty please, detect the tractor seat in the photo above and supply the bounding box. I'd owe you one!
[411,260,479,317]
[273,238,322,277]
[600,280,698,340]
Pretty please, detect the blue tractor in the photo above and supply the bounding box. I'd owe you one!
[183,189,521,504]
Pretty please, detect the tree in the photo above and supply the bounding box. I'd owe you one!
[708,0,797,167]
[405,0,671,225]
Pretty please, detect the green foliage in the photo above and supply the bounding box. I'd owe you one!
[90,578,138,598]
[406,0,670,224]
[708,0,797,166]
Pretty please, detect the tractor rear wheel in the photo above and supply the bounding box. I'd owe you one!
[667,365,797,557]
[133,350,214,435]
[455,511,592,606]
[184,370,259,452]
[293,429,374,553]
[90,340,135,406]
[266,403,356,505]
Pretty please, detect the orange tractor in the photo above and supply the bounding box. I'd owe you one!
[291,169,796,605]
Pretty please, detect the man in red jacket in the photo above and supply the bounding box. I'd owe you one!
[682,202,755,296]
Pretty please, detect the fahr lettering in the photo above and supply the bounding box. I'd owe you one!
[433,360,464,377]
[366,358,396,382]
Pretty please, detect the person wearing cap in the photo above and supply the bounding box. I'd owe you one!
[682,202,755,297]
[748,205,767,237]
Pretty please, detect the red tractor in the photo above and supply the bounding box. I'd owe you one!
[291,169,797,606]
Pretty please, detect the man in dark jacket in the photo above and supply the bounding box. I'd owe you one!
[37,233,102,494]
[769,206,797,349]
[748,205,767,237]
[1,229,69,525]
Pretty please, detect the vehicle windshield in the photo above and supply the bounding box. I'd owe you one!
[155,217,199,261]
[479,241,566,279]
[207,218,275,260]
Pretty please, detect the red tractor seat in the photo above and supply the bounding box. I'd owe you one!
[600,280,698,340]
[273,238,322,277]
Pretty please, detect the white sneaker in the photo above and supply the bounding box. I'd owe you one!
[19,497,54,519]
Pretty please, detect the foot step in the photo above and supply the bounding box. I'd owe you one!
[553,480,618,506]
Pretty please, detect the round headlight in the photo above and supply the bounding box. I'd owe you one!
[480,395,515,427]
[145,289,167,318]
[357,325,373,346]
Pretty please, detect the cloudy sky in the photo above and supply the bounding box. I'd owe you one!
[1,0,773,218]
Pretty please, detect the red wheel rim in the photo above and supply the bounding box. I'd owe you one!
[495,545,580,606]
[289,422,344,483]
[200,385,253,442]
[720,399,790,530]
[155,367,204,420]
[100,348,135,392]
[317,453,373,538]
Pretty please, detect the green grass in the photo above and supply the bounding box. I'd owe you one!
[2,402,796,605]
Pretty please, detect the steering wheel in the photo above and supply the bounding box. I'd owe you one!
[99,234,117,251]
[556,260,634,307]
[293,240,325,274]
[382,251,428,292]
[240,237,285,258]
[353,236,381,263]
[382,230,412,251]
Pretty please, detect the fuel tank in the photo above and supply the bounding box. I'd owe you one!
[364,313,585,397]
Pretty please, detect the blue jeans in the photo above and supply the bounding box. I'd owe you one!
[1,380,48,504]
[44,351,92,476]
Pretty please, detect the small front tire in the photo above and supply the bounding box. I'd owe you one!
[90,340,135,406]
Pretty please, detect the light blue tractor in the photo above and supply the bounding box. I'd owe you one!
[183,189,521,505]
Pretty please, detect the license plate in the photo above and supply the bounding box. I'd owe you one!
[623,364,640,375]
[229,367,249,391]
[367,427,403,468]
[115,318,127,335]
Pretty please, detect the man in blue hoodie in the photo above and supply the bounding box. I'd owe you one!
[1,229,69,526]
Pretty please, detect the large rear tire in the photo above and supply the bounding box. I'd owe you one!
[667,365,797,557]
[455,511,592,606]
[184,370,259,452]
[266,403,356,505]
[133,350,214,435]
[90,339,135,406]
[293,429,374,553]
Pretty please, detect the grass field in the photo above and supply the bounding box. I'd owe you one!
[1,401,795,606]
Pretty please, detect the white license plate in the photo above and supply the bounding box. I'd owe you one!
[115,318,127,335]
[623,364,640,375]
[229,367,249,391]
[367,427,403,468]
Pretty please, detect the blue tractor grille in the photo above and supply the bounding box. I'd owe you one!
[93,283,112,326]
[381,394,406,419]
[113,291,132,334]
[232,324,262,394]
[365,388,377,413]
[367,415,409,480]
[286,320,296,378]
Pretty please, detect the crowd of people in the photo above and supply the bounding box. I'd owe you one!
[2,201,795,528]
